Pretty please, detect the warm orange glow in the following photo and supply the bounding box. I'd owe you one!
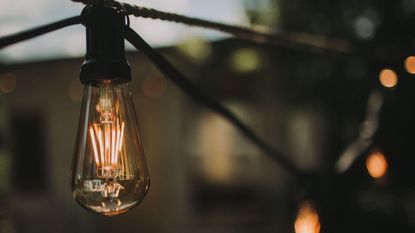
[142,74,167,98]
[68,78,83,101]
[294,201,321,233]
[405,56,415,74]
[0,72,17,94]
[379,69,398,88]
[89,121,125,178]
[89,128,100,166]
[366,151,388,179]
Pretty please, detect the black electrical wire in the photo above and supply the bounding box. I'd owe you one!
[0,16,82,49]
[125,27,301,179]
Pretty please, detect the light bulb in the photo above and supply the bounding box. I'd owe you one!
[72,80,150,216]
[366,150,388,179]
[294,201,321,233]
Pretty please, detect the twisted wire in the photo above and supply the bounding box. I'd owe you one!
[72,0,353,54]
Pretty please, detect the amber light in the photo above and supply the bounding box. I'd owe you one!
[366,150,388,179]
[294,201,321,233]
[405,56,415,74]
[379,69,398,88]
[72,81,150,216]
[89,121,125,175]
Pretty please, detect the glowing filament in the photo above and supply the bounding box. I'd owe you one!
[89,121,125,178]
[89,128,100,166]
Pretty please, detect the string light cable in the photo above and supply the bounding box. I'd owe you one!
[0,16,81,49]
[0,0,353,54]
[81,0,352,53]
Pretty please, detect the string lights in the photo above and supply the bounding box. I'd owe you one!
[294,201,321,233]
[71,4,150,215]
[366,150,388,179]
[0,0,411,230]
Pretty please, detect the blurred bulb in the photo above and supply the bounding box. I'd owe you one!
[294,201,321,233]
[72,80,150,216]
[405,56,415,74]
[379,69,398,88]
[366,150,388,179]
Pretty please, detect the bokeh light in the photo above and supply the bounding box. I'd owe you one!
[404,56,415,74]
[231,48,262,73]
[366,150,388,179]
[0,72,17,94]
[379,68,398,88]
[177,37,212,63]
[142,74,167,98]
[67,78,83,102]
[294,201,321,233]
[354,15,376,40]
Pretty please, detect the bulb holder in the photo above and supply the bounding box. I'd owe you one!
[80,4,131,85]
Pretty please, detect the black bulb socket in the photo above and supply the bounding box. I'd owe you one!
[80,4,131,85]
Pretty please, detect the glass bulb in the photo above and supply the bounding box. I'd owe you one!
[72,80,150,216]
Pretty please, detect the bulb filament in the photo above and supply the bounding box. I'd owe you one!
[89,121,125,178]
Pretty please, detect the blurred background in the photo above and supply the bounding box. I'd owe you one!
[1,0,415,232]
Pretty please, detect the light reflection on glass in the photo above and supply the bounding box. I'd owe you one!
[366,150,388,179]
